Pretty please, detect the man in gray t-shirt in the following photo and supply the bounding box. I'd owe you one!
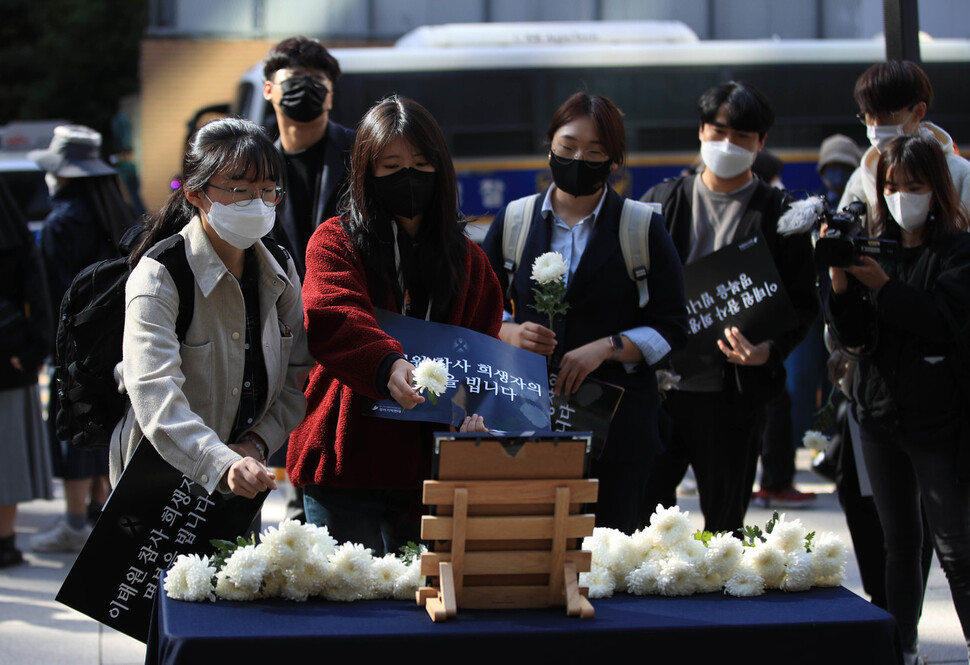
[639,81,818,535]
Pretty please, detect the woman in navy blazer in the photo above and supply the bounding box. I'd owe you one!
[482,93,688,534]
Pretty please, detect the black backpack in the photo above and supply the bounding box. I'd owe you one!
[54,231,291,449]
[54,232,195,449]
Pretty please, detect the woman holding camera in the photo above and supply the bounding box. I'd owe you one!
[827,134,970,664]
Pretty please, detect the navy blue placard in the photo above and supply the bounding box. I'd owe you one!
[366,308,551,433]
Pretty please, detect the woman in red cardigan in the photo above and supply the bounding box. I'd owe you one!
[287,96,503,555]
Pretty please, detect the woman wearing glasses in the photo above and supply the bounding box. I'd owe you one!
[110,117,312,500]
[481,92,688,534]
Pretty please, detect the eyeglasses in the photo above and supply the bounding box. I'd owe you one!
[856,106,914,126]
[550,143,610,168]
[207,184,284,207]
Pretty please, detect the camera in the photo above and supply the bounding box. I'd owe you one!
[814,200,898,268]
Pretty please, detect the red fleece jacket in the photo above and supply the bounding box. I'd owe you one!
[287,217,503,489]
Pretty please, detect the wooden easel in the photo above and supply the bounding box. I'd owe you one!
[416,435,597,622]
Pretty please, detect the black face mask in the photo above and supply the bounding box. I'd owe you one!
[279,76,328,123]
[548,155,612,197]
[373,167,436,220]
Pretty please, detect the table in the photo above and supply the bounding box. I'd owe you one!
[147,586,901,664]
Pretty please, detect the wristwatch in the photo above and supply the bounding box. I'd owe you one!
[609,335,625,354]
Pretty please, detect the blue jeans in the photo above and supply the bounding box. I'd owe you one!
[302,485,421,557]
[860,423,970,655]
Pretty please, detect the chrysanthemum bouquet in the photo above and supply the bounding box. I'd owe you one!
[580,507,847,599]
[164,520,425,603]
[529,251,569,329]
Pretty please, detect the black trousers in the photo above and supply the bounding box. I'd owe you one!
[642,390,763,536]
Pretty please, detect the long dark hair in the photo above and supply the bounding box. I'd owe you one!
[341,95,466,319]
[129,117,285,267]
[873,134,969,243]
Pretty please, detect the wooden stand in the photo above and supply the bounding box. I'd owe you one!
[416,435,597,622]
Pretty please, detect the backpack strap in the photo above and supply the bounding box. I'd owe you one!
[260,236,290,271]
[145,238,195,341]
[619,199,661,308]
[500,194,541,286]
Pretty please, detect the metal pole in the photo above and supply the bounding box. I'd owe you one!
[883,0,921,62]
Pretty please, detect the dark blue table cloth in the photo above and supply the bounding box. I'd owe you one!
[147,586,901,664]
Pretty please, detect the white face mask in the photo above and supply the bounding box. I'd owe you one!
[203,195,276,249]
[884,190,932,233]
[867,123,906,153]
[700,140,756,179]
[45,172,60,197]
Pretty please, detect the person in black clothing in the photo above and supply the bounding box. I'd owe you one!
[639,81,817,535]
[262,35,356,279]
[0,179,54,567]
[28,125,135,553]
[826,134,970,665]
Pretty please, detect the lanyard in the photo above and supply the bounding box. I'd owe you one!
[390,220,432,320]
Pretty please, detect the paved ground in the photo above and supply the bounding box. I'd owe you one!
[1,450,966,664]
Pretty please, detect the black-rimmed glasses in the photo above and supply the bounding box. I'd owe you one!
[208,184,284,207]
[550,144,610,168]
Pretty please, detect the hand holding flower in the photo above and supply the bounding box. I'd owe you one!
[388,358,424,409]
[500,320,557,355]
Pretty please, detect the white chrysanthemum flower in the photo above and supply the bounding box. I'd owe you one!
[802,430,830,452]
[215,569,258,601]
[220,544,270,593]
[372,554,408,598]
[647,504,693,548]
[412,358,448,397]
[724,567,765,597]
[260,568,287,598]
[745,543,786,589]
[304,523,338,558]
[393,557,424,601]
[584,527,640,592]
[259,519,311,569]
[325,542,377,602]
[705,533,744,579]
[811,532,847,585]
[765,515,809,555]
[657,557,698,597]
[580,563,616,599]
[531,251,568,284]
[626,559,663,596]
[164,554,216,602]
[780,551,815,592]
[695,571,724,594]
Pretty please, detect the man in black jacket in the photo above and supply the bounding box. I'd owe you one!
[640,81,817,535]
[263,36,356,279]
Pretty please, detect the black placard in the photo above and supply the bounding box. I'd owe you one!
[56,440,264,643]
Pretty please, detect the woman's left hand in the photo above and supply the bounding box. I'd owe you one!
[717,327,771,366]
[844,256,890,293]
[555,339,610,395]
[459,414,487,432]
[9,357,22,371]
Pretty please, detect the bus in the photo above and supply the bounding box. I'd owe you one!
[234,21,970,221]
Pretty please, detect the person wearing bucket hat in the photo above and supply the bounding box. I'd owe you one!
[29,124,137,554]
[817,134,863,208]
